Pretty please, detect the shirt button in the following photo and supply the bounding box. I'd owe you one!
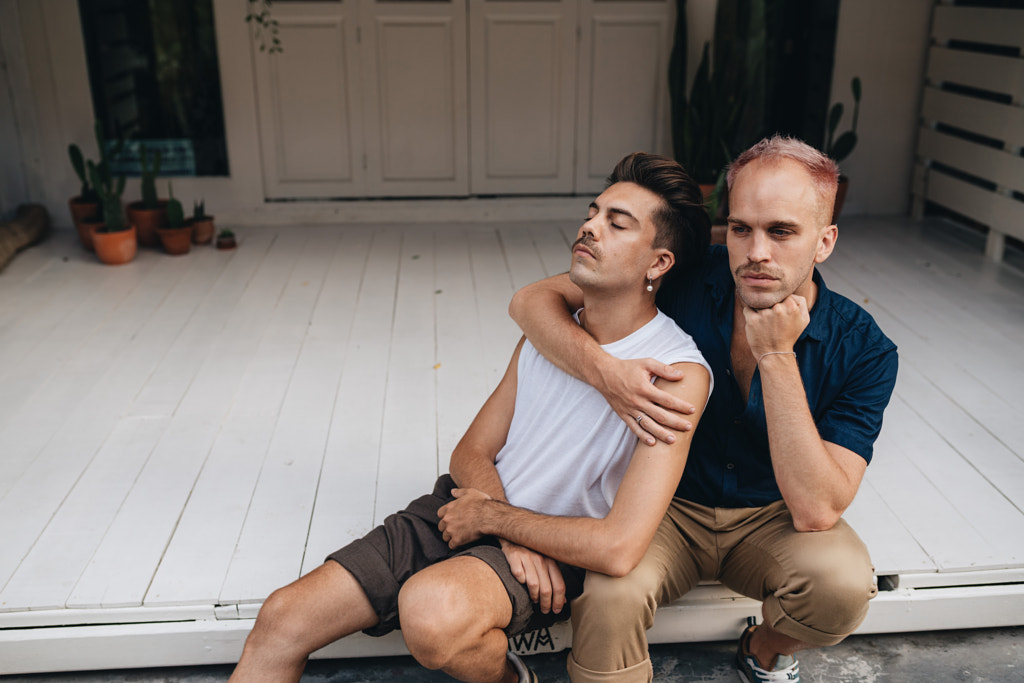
[733,418,741,425]
[726,369,732,376]
[726,463,735,470]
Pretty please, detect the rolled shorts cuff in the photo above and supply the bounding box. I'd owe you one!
[567,651,652,683]
[762,598,865,647]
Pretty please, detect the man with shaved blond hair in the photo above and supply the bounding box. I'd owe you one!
[511,136,898,682]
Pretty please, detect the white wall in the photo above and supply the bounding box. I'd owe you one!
[830,0,934,216]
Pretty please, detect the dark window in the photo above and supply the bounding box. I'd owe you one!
[78,0,229,177]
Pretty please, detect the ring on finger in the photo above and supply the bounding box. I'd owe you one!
[635,414,644,424]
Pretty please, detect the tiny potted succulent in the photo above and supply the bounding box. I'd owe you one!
[156,183,192,255]
[190,199,216,245]
[126,145,167,247]
[216,228,237,250]
[85,159,135,265]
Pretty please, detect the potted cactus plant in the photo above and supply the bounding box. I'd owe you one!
[156,183,192,255]
[126,145,166,248]
[67,122,123,250]
[189,199,216,245]
[86,159,136,265]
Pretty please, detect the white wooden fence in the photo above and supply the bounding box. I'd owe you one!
[913,2,1024,262]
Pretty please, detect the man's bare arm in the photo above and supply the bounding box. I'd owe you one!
[510,274,697,444]
[447,337,568,612]
[439,362,711,577]
[447,338,522,503]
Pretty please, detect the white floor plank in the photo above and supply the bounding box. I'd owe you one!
[373,228,441,519]
[530,221,574,278]
[223,229,401,601]
[68,231,305,608]
[0,416,169,612]
[434,229,492,469]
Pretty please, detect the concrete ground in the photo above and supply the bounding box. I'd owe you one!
[3,626,1021,682]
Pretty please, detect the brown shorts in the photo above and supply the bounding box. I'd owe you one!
[326,474,585,637]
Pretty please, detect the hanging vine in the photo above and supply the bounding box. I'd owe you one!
[246,0,282,53]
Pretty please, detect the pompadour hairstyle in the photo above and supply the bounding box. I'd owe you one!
[606,152,711,281]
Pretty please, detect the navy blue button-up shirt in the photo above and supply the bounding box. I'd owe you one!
[657,246,898,508]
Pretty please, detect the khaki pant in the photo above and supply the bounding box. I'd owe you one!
[567,498,877,683]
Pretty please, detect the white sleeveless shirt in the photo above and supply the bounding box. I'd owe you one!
[496,310,711,519]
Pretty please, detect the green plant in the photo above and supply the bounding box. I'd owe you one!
[167,183,185,228]
[669,0,766,214]
[192,199,207,221]
[68,121,123,202]
[218,228,234,239]
[139,145,163,208]
[87,160,127,233]
[825,77,862,164]
[246,0,281,53]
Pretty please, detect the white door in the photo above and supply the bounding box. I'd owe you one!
[467,0,579,194]
[361,0,470,196]
[253,2,366,198]
[574,0,673,195]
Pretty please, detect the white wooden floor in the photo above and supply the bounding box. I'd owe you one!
[1,215,1023,674]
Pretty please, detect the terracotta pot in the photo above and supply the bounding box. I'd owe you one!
[190,217,215,245]
[91,223,138,265]
[831,175,849,224]
[127,200,168,248]
[68,196,99,250]
[216,233,237,250]
[157,225,193,255]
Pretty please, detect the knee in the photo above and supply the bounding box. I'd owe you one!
[248,585,315,655]
[398,575,480,670]
[781,552,876,633]
[574,570,658,630]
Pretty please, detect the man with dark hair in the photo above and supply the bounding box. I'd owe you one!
[510,136,898,682]
[230,153,712,683]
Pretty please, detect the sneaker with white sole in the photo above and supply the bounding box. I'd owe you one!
[735,616,800,682]
[508,650,539,683]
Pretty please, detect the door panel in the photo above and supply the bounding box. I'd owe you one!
[468,0,578,194]
[363,1,469,195]
[575,0,672,194]
[253,4,365,198]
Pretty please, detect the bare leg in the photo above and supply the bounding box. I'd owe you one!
[748,623,813,670]
[399,556,520,683]
[230,561,378,683]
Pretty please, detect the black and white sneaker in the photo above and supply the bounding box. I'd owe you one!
[736,616,800,682]
[508,650,539,683]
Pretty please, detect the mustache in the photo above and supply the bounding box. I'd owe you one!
[572,235,600,258]
[735,264,782,279]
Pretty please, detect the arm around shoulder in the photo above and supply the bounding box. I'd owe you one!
[460,360,711,576]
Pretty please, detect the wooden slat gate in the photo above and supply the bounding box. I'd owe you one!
[913,2,1024,262]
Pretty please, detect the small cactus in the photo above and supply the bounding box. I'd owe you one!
[167,182,185,228]
[139,145,163,209]
[68,144,94,200]
[193,199,206,221]
[68,121,123,202]
[88,160,127,233]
